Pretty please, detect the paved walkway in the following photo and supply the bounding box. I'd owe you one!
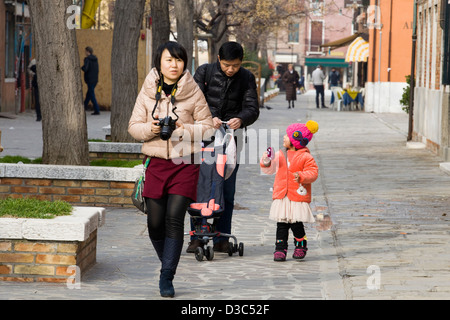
[1,91,449,301]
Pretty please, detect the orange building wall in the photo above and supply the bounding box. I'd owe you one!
[367,0,414,83]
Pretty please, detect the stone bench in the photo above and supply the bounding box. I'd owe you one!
[88,141,144,162]
[0,163,142,207]
[0,206,105,283]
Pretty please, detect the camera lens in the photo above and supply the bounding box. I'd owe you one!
[159,117,174,140]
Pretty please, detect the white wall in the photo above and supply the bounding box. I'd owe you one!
[413,86,444,146]
[364,82,408,113]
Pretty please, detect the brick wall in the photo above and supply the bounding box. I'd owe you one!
[0,178,135,207]
[0,230,97,283]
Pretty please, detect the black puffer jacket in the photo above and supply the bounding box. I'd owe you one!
[81,54,99,85]
[193,61,259,128]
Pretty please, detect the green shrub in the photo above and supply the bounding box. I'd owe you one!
[400,75,415,114]
[0,156,141,168]
[89,159,142,167]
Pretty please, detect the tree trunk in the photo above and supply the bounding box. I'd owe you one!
[151,0,170,64]
[207,0,229,62]
[110,0,146,142]
[174,0,194,72]
[28,0,89,165]
[209,15,228,63]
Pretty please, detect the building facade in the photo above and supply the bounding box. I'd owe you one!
[364,0,414,113]
[0,0,32,114]
[268,0,357,90]
[413,0,450,160]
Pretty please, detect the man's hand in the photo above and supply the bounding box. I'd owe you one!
[227,118,242,130]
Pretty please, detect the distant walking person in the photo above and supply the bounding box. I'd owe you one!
[282,64,300,109]
[328,67,340,88]
[28,59,41,121]
[311,65,327,109]
[81,46,100,115]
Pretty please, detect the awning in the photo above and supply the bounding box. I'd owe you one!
[320,33,360,49]
[305,57,350,68]
[345,37,369,62]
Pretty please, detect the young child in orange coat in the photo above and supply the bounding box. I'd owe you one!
[261,121,319,261]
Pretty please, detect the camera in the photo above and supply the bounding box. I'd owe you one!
[157,116,177,140]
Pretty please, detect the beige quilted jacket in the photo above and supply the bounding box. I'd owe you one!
[128,68,214,160]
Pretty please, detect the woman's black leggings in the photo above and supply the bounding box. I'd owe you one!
[145,195,191,241]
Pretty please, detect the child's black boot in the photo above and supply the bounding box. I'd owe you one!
[293,237,308,260]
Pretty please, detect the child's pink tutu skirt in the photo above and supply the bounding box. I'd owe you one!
[269,196,315,223]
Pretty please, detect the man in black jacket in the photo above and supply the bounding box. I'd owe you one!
[188,42,260,253]
[81,46,100,115]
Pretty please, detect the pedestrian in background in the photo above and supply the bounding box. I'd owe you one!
[81,46,100,115]
[260,121,319,261]
[282,64,300,109]
[28,59,41,121]
[298,74,305,94]
[311,65,327,109]
[190,41,260,254]
[128,41,213,298]
[328,67,340,88]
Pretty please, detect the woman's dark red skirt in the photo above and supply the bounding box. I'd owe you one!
[143,157,200,202]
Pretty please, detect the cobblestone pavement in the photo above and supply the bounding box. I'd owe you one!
[1,91,449,301]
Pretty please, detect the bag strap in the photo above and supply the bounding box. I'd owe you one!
[142,157,151,176]
[144,157,151,169]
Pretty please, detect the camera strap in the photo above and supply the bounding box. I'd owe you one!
[152,74,179,120]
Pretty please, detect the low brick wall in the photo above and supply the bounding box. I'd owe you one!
[0,207,105,283]
[0,231,97,283]
[0,164,141,207]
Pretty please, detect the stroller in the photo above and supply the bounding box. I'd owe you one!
[187,126,244,262]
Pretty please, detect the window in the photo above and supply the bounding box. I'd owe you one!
[310,0,324,16]
[310,20,324,52]
[288,23,299,43]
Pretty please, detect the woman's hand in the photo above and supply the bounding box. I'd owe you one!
[151,115,161,134]
[175,120,184,131]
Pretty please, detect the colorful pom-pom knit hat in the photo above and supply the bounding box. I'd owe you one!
[286,120,319,149]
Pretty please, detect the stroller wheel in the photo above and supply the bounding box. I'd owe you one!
[238,242,244,256]
[227,242,234,256]
[205,246,214,261]
[195,247,204,261]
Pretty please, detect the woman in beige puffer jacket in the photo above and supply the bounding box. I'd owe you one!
[128,42,213,298]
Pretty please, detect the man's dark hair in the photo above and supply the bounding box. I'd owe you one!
[154,41,188,72]
[219,42,244,61]
[85,46,94,54]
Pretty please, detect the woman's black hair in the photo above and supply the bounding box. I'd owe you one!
[153,41,188,72]
[218,42,244,61]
